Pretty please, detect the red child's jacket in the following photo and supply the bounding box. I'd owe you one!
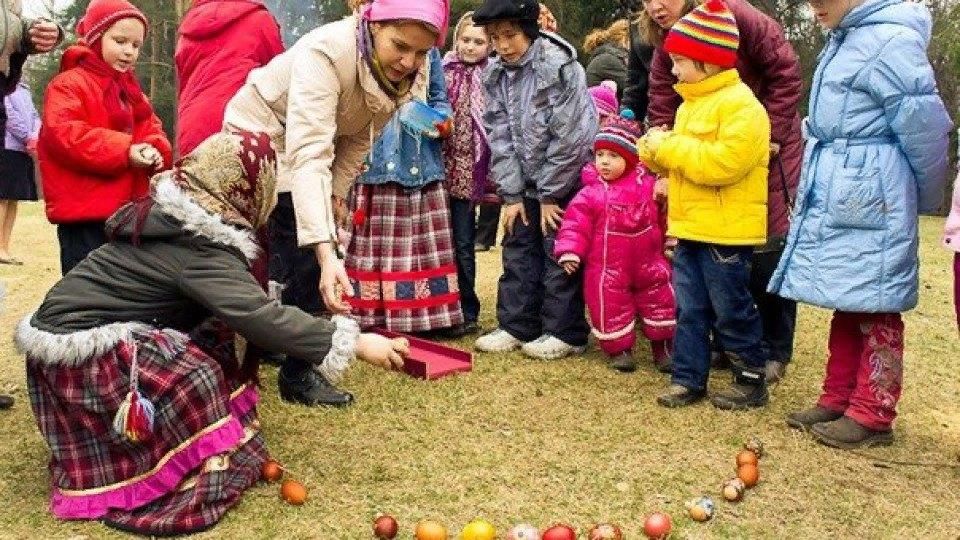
[38,50,171,225]
[175,0,284,157]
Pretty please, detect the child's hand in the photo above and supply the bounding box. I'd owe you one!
[25,138,38,157]
[130,143,162,169]
[562,260,579,274]
[355,333,409,371]
[503,202,528,236]
[654,177,668,202]
[663,236,678,260]
[540,203,564,235]
[770,142,781,156]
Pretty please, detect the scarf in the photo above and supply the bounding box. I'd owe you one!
[59,43,154,134]
[442,51,490,201]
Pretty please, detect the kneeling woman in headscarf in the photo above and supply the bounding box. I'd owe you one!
[14,131,408,536]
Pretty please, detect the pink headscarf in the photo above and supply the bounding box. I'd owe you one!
[364,0,451,47]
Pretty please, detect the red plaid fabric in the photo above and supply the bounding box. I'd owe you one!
[26,326,266,535]
[346,181,464,332]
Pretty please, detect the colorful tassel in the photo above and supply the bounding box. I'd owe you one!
[112,342,156,443]
[113,390,156,443]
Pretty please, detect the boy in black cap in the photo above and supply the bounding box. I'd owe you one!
[472,0,599,360]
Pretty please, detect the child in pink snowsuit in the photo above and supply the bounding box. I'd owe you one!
[554,111,675,373]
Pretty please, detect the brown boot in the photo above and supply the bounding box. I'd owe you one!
[610,352,638,373]
[786,406,843,431]
[811,416,893,450]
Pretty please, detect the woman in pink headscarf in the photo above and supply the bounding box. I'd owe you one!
[223,0,450,407]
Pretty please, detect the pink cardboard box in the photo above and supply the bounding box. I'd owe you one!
[374,329,473,380]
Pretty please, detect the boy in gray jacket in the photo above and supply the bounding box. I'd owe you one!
[473,0,598,360]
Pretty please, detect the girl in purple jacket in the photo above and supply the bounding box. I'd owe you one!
[554,112,676,373]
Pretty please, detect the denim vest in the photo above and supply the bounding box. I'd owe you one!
[358,48,450,189]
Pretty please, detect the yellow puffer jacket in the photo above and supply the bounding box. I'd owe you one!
[640,69,770,246]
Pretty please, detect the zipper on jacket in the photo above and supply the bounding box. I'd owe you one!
[600,183,609,334]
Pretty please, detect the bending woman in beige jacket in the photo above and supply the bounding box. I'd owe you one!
[223,0,449,406]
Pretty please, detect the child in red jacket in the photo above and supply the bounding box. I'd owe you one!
[38,0,171,275]
[175,0,284,158]
[554,111,675,373]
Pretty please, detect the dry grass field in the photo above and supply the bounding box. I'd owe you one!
[0,202,958,538]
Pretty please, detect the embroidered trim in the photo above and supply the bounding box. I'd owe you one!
[152,177,260,261]
[316,316,361,384]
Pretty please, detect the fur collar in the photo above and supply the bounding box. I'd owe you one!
[152,176,260,261]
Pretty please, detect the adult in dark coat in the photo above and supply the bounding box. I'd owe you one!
[636,0,803,382]
[583,19,630,100]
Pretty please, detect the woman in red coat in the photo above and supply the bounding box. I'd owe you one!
[634,0,803,383]
[38,0,172,275]
[174,0,284,158]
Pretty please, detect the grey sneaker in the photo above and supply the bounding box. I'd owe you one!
[521,335,587,360]
[786,406,843,431]
[474,328,523,353]
[811,416,893,450]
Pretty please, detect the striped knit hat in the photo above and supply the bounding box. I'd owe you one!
[663,0,739,69]
[595,109,644,171]
[76,0,148,45]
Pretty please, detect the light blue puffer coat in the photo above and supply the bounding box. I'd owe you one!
[768,0,953,313]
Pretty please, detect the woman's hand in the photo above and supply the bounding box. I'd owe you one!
[769,142,781,156]
[316,243,353,314]
[355,333,409,371]
[540,203,564,235]
[502,202,528,236]
[28,20,59,53]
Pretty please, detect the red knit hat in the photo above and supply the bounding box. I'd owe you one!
[663,0,739,69]
[76,0,149,44]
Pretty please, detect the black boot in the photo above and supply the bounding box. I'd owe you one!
[278,365,354,407]
[710,357,768,410]
[437,321,482,339]
[0,394,12,410]
[261,350,287,367]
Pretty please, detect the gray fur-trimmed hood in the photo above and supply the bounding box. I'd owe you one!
[105,176,260,262]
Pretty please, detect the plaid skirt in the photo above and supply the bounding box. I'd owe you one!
[25,324,267,536]
[346,181,463,332]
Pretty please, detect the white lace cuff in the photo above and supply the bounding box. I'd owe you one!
[316,315,361,384]
[558,253,581,264]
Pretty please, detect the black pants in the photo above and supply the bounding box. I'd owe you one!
[268,192,323,377]
[57,222,107,275]
[475,202,500,248]
[750,247,797,363]
[496,197,588,345]
[449,198,480,322]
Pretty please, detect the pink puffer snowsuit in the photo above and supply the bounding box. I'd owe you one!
[554,163,676,355]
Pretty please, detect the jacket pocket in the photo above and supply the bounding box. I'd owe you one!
[826,168,886,230]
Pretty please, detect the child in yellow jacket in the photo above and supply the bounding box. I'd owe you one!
[638,0,770,410]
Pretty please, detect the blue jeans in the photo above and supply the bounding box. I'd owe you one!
[449,198,480,322]
[672,240,767,390]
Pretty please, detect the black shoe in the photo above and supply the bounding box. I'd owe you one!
[261,350,287,367]
[710,357,768,410]
[474,243,490,252]
[278,368,354,407]
[711,350,731,369]
[786,405,843,431]
[437,321,482,339]
[610,352,638,373]
[0,394,12,410]
[656,384,705,408]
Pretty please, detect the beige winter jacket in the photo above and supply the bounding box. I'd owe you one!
[1,0,30,77]
[223,14,427,247]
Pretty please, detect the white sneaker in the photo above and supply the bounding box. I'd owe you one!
[474,328,523,352]
[521,334,587,360]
